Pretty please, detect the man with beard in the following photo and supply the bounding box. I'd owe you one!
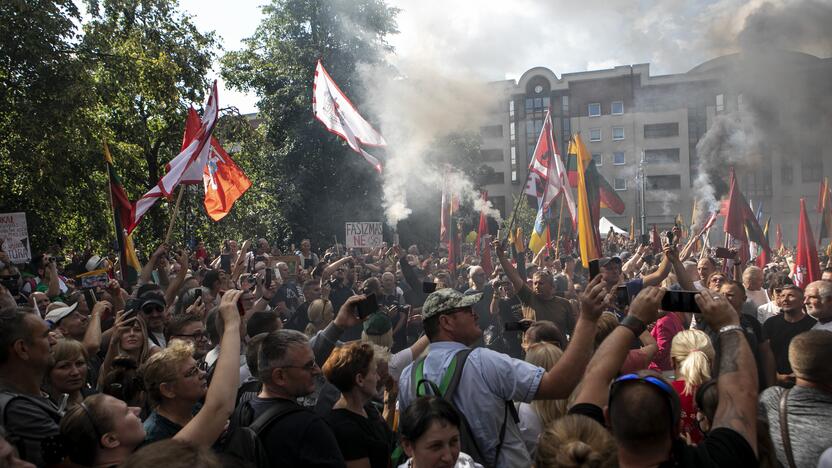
[762,284,816,386]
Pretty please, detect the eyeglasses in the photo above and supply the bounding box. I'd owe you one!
[279,360,319,372]
[173,331,208,341]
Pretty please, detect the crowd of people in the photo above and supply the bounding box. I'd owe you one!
[0,227,831,467]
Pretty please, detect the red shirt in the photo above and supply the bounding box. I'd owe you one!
[649,312,685,372]
[671,379,704,444]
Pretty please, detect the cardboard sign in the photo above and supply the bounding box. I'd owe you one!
[77,269,110,289]
[345,222,383,249]
[274,255,301,279]
[0,213,31,264]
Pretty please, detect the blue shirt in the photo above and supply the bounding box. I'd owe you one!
[398,341,544,467]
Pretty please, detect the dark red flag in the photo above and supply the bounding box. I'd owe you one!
[794,198,820,288]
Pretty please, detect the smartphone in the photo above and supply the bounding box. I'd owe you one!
[504,321,532,332]
[122,308,138,322]
[220,254,231,273]
[661,290,701,313]
[615,285,630,308]
[640,234,650,246]
[193,287,202,299]
[665,230,675,246]
[713,247,737,259]
[83,288,97,311]
[265,268,273,289]
[423,282,437,294]
[589,259,600,280]
[356,293,378,320]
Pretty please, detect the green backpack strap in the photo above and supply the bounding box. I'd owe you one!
[413,352,461,397]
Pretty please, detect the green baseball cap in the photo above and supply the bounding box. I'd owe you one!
[363,311,392,335]
[422,288,483,319]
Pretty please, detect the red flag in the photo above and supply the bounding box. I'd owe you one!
[566,150,625,214]
[440,173,451,243]
[651,224,662,252]
[723,169,770,254]
[794,198,820,288]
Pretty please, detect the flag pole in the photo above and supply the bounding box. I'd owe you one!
[164,186,186,244]
[104,142,128,283]
[554,192,565,258]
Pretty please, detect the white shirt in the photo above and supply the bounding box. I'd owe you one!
[758,302,780,325]
[516,402,542,458]
[746,289,770,309]
[812,320,832,331]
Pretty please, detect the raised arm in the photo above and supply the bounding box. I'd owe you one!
[175,290,242,447]
[494,240,526,294]
[82,300,108,357]
[695,292,758,455]
[164,249,190,306]
[641,250,673,287]
[140,244,167,285]
[572,287,664,407]
[666,245,695,290]
[46,258,60,298]
[535,275,606,399]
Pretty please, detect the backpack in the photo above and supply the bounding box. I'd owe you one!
[223,398,305,468]
[408,348,517,468]
[0,391,63,465]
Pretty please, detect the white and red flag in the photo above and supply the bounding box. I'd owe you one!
[527,109,576,223]
[181,108,252,221]
[127,82,220,234]
[312,60,386,172]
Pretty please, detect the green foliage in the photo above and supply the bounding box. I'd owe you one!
[502,195,538,239]
[221,0,399,246]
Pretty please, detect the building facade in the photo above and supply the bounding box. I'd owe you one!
[478,52,832,246]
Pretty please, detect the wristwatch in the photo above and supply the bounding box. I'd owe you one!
[619,315,646,337]
[718,324,743,335]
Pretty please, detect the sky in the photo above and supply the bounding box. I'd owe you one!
[177,0,831,114]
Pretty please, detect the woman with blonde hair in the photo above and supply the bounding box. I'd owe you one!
[45,339,92,410]
[669,329,714,444]
[518,342,569,457]
[535,414,617,468]
[304,298,334,337]
[98,314,156,388]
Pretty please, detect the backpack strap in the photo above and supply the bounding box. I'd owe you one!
[248,399,305,434]
[778,388,797,468]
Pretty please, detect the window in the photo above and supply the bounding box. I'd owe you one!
[644,123,679,138]
[801,156,823,183]
[510,146,517,165]
[646,175,681,190]
[510,123,516,142]
[614,177,627,191]
[480,149,503,162]
[509,100,515,118]
[511,170,517,182]
[525,98,534,112]
[612,126,625,140]
[613,151,625,165]
[644,148,680,164]
[592,153,603,166]
[527,119,544,138]
[482,172,505,185]
[782,162,793,185]
[716,94,724,113]
[590,128,601,142]
[480,125,503,138]
[611,101,624,115]
[588,103,601,117]
[561,95,569,114]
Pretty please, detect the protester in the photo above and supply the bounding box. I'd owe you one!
[165,314,211,360]
[762,284,817,386]
[323,342,394,468]
[669,329,714,444]
[517,342,568,457]
[743,266,769,308]
[534,414,617,468]
[0,307,59,466]
[45,338,92,410]
[398,266,607,467]
[98,314,155,387]
[759,330,832,467]
[805,280,832,331]
[397,396,482,468]
[44,302,87,341]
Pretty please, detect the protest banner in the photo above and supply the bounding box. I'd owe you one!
[0,212,32,264]
[345,222,383,249]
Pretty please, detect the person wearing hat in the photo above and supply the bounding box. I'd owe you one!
[45,302,88,342]
[759,330,832,467]
[362,311,393,349]
[139,292,170,348]
[762,284,817,386]
[398,276,607,468]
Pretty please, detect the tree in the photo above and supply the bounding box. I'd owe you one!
[80,0,218,243]
[221,0,399,246]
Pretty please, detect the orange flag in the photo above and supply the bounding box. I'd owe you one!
[183,108,252,221]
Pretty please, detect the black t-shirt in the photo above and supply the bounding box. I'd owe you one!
[568,404,757,467]
[762,313,816,374]
[248,396,346,467]
[271,282,301,312]
[325,406,393,468]
[498,296,524,359]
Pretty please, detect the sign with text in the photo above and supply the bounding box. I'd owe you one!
[0,212,31,264]
[346,222,383,249]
